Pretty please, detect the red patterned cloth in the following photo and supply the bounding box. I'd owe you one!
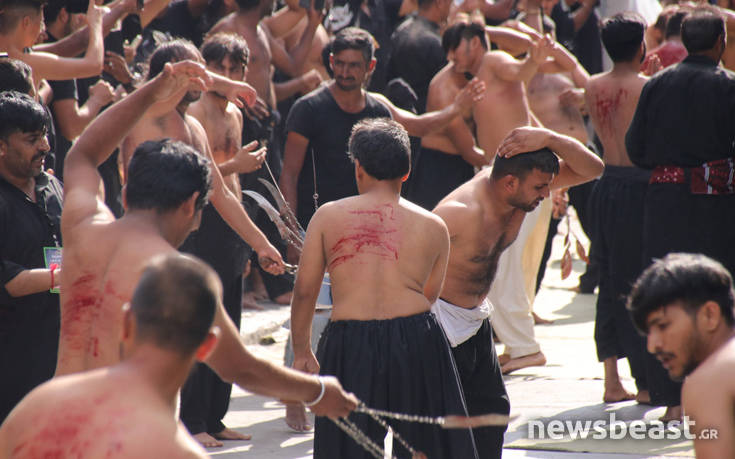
[650,158,735,195]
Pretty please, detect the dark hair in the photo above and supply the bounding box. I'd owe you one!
[682,8,725,54]
[147,39,201,80]
[490,147,559,180]
[601,12,646,63]
[234,0,259,11]
[665,9,690,39]
[348,118,410,180]
[653,6,677,34]
[0,91,49,139]
[0,0,45,33]
[131,254,219,355]
[628,253,735,334]
[126,139,212,212]
[417,0,435,10]
[201,32,249,67]
[442,22,488,54]
[331,27,375,64]
[0,58,34,94]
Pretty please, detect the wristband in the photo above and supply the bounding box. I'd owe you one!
[49,263,58,290]
[303,376,326,407]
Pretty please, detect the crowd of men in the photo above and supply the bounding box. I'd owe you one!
[1,0,735,457]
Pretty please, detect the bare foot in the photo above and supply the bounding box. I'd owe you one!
[532,312,554,325]
[636,390,651,405]
[212,427,251,441]
[242,292,264,310]
[193,432,223,448]
[501,351,546,374]
[273,291,293,305]
[285,402,313,432]
[498,353,511,366]
[659,405,682,423]
[603,384,636,403]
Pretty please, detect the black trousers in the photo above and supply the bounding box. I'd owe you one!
[407,147,476,211]
[588,166,649,390]
[451,319,510,459]
[314,312,479,459]
[641,183,735,406]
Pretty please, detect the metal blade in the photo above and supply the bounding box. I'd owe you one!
[257,178,305,234]
[243,190,304,249]
[441,413,518,429]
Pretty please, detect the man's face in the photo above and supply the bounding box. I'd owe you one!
[207,55,246,98]
[331,49,372,91]
[447,38,478,75]
[0,130,50,179]
[646,303,703,381]
[508,169,553,212]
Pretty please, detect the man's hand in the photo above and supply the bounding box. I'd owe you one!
[551,188,568,218]
[300,68,323,94]
[151,60,211,102]
[218,79,258,108]
[243,96,271,121]
[559,87,585,110]
[642,54,662,77]
[496,126,552,158]
[229,141,267,174]
[88,79,115,106]
[257,242,286,275]
[86,0,106,30]
[104,51,134,85]
[529,35,553,65]
[309,376,359,419]
[454,77,486,117]
[293,350,320,374]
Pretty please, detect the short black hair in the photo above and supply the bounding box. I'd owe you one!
[442,22,488,54]
[627,253,735,334]
[601,12,646,63]
[348,118,410,181]
[131,254,219,355]
[331,27,375,64]
[126,139,212,213]
[0,0,45,33]
[147,39,201,80]
[234,0,259,11]
[201,32,250,67]
[682,7,725,54]
[0,91,49,140]
[665,8,690,40]
[490,147,559,181]
[0,58,34,94]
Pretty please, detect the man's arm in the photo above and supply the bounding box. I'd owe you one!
[496,126,603,189]
[267,6,320,77]
[3,268,60,297]
[370,78,485,138]
[625,82,652,169]
[279,131,309,261]
[52,80,115,141]
[485,25,533,57]
[569,0,597,33]
[422,216,450,303]
[682,369,735,458]
[491,36,550,82]
[62,60,211,233]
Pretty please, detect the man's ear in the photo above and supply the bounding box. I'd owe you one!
[698,300,725,333]
[195,326,220,362]
[368,58,377,72]
[58,7,69,24]
[501,174,519,193]
[182,191,200,219]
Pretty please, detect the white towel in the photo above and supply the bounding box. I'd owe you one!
[431,298,492,348]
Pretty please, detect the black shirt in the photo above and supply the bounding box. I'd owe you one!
[285,85,392,226]
[626,55,735,169]
[146,0,203,47]
[388,15,446,113]
[550,3,602,75]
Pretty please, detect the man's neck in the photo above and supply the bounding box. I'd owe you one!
[359,179,402,197]
[0,32,22,52]
[117,346,193,410]
[47,21,69,41]
[705,328,735,361]
[418,7,442,26]
[204,91,229,113]
[484,175,519,217]
[235,9,262,28]
[176,102,190,117]
[611,60,642,75]
[121,210,180,247]
[0,168,35,198]
[328,81,366,111]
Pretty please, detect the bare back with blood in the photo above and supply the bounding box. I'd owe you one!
[585,70,647,167]
[312,196,448,321]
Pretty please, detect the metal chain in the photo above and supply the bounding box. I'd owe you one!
[360,405,417,456]
[331,417,391,459]
[356,403,446,426]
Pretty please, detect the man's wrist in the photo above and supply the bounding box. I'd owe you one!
[303,376,325,407]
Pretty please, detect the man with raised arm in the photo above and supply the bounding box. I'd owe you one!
[291,118,478,459]
[1,254,224,458]
[433,126,603,457]
[58,58,357,417]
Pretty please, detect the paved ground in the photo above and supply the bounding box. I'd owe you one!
[202,215,695,458]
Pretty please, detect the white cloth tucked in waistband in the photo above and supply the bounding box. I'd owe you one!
[431,298,492,348]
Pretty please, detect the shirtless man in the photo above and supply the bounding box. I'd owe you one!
[184,32,267,447]
[433,126,603,457]
[584,12,654,408]
[58,59,357,417]
[0,254,224,458]
[291,118,478,459]
[627,253,735,457]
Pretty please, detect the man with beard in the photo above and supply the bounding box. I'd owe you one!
[627,253,735,457]
[432,126,603,457]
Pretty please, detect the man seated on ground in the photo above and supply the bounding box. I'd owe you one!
[433,126,604,457]
[57,59,357,421]
[627,253,735,457]
[0,254,225,458]
[291,118,478,459]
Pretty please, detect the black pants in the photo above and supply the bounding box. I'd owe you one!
[180,206,250,434]
[569,179,599,292]
[407,147,475,211]
[641,183,735,406]
[314,312,479,459]
[588,166,649,390]
[451,319,510,459]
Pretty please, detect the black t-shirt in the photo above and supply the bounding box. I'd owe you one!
[627,55,735,169]
[285,85,392,226]
[146,0,203,47]
[388,15,446,114]
[550,3,602,75]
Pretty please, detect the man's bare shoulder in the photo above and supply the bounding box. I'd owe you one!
[687,337,735,391]
[399,197,449,232]
[209,13,237,34]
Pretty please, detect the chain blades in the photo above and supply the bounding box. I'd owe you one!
[243,190,304,250]
[257,178,306,235]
